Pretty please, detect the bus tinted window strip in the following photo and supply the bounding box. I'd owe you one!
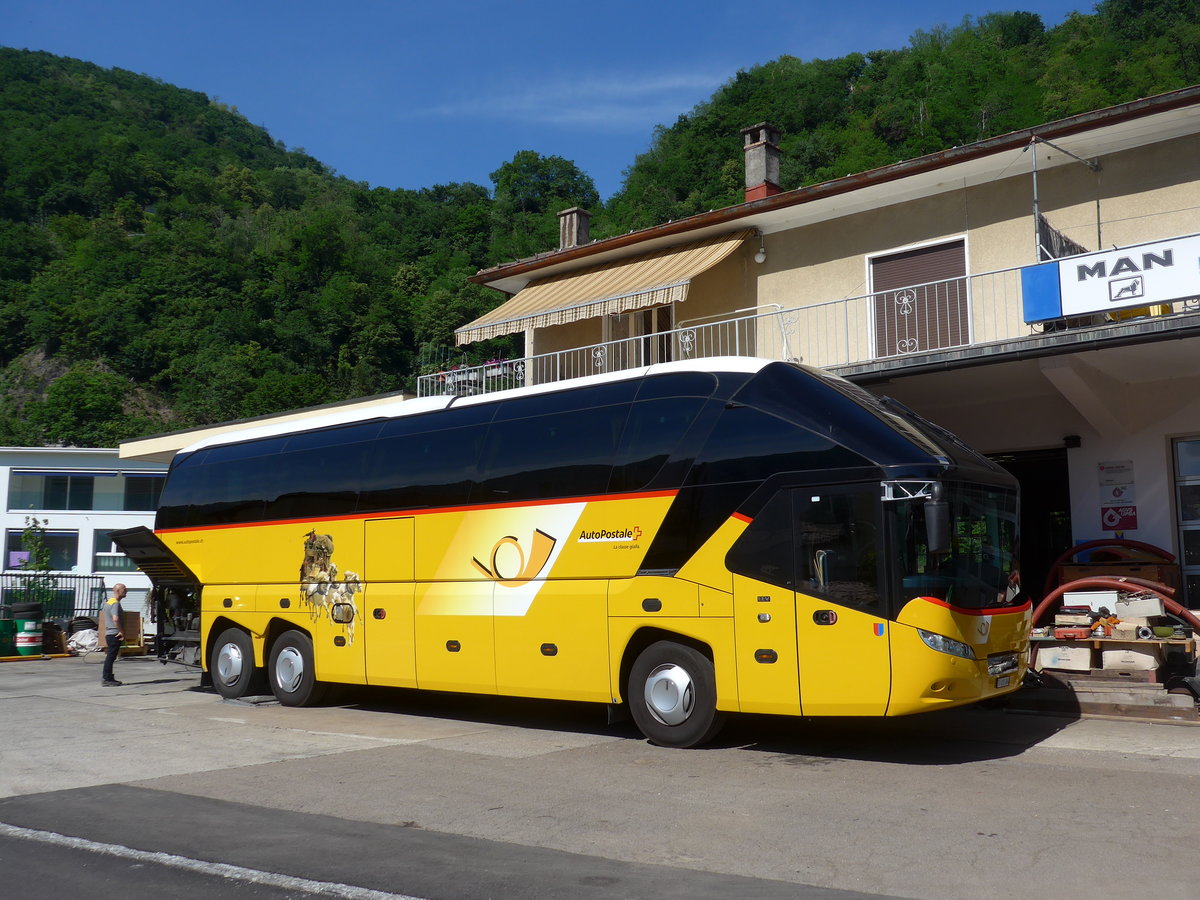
[156,488,683,532]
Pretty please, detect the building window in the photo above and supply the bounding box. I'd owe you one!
[123,475,164,510]
[7,471,164,512]
[1174,438,1200,607]
[93,530,138,573]
[604,305,675,367]
[4,529,79,571]
[870,239,969,358]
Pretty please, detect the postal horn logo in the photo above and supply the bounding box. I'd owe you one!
[472,529,557,586]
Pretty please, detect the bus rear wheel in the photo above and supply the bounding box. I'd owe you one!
[211,627,260,700]
[268,630,327,707]
[629,641,724,748]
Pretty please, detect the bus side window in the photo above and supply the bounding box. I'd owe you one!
[158,449,207,529]
[474,405,627,503]
[358,423,489,512]
[190,437,288,526]
[794,488,881,610]
[687,406,867,487]
[725,493,796,590]
[610,398,707,493]
[268,427,378,520]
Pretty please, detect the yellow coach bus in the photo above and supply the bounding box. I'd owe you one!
[116,359,1029,747]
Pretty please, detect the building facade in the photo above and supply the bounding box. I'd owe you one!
[1,447,166,625]
[440,86,1200,606]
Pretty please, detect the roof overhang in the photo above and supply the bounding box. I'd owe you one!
[473,85,1200,296]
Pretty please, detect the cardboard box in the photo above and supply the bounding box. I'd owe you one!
[1118,616,1151,627]
[1055,614,1093,626]
[1037,645,1093,672]
[1114,596,1165,618]
[1112,623,1140,640]
[1101,644,1162,671]
[1063,590,1119,612]
[98,611,144,653]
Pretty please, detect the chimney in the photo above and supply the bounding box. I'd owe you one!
[558,207,591,250]
[741,123,781,202]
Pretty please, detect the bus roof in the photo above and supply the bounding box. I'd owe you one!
[178,357,772,458]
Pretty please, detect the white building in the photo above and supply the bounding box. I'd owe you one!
[1,447,166,625]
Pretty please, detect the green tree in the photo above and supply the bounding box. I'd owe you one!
[18,516,59,606]
[489,151,599,260]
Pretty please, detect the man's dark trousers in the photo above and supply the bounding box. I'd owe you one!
[101,635,121,683]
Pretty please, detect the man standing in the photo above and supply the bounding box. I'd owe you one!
[99,583,126,686]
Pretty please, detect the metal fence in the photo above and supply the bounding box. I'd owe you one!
[0,573,108,621]
[418,262,1197,397]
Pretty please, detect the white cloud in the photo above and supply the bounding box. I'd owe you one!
[414,70,727,131]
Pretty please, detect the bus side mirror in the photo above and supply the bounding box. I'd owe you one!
[925,498,950,556]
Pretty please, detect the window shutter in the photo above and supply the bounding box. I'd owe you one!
[871,241,968,357]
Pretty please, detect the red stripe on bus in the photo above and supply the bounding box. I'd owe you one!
[917,596,1032,616]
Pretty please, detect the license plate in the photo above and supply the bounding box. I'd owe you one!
[996,676,1011,688]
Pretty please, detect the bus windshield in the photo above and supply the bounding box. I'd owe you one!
[892,483,1021,610]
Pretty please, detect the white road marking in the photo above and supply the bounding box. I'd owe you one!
[0,821,425,900]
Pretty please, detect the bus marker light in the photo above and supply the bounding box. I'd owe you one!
[755,649,778,664]
[758,613,771,623]
[373,609,386,619]
[540,643,558,656]
[334,636,346,647]
[446,640,461,653]
[642,598,662,612]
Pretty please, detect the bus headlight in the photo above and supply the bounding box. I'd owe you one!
[917,628,976,661]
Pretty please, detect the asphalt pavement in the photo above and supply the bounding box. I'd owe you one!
[2,652,1198,899]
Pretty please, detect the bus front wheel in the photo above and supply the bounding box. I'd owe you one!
[629,641,724,748]
[211,627,259,700]
[268,630,327,707]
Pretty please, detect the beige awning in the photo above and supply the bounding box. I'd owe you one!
[456,229,754,345]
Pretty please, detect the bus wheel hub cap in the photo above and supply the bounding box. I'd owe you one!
[217,644,243,684]
[645,664,694,726]
[276,647,304,692]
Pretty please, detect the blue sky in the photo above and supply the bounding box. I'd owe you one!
[3,0,1092,200]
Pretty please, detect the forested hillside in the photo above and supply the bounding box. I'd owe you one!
[609,0,1200,226]
[2,0,1198,447]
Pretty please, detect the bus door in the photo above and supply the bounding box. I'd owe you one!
[730,494,801,715]
[728,487,891,716]
[791,486,891,716]
[363,517,417,688]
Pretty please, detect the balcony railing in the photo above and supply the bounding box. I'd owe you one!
[417,262,1199,397]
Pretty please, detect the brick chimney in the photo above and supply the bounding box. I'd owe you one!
[742,123,781,202]
[558,207,591,250]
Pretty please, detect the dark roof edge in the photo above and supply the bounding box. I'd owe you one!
[470,84,1200,288]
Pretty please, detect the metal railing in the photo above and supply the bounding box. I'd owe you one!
[0,573,108,620]
[417,262,1194,397]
